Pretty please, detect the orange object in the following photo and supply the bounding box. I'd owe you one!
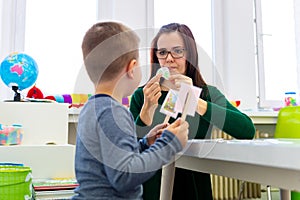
[230,100,241,107]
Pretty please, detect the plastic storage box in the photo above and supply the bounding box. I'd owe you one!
[0,165,32,199]
[0,124,23,145]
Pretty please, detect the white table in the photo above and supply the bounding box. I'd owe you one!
[67,109,279,142]
[160,139,300,200]
[68,109,279,125]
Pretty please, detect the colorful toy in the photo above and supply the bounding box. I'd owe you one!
[0,124,23,145]
[26,85,44,99]
[0,52,39,101]
[122,96,131,107]
[26,85,91,108]
[284,92,297,106]
[230,100,241,107]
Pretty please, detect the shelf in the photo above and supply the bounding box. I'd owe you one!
[0,145,75,179]
[0,102,69,145]
[243,109,278,125]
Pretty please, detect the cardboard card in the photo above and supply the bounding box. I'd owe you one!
[160,89,179,118]
[175,83,202,117]
[156,67,170,80]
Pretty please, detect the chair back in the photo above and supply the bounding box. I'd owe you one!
[274,106,300,138]
[274,106,300,199]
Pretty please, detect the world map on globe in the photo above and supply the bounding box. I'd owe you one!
[0,52,38,91]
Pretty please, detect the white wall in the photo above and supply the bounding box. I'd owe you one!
[213,0,257,109]
[73,0,154,93]
[295,1,300,93]
[97,0,154,86]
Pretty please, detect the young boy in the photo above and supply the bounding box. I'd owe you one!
[72,21,189,199]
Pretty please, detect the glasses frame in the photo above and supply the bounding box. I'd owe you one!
[156,47,186,59]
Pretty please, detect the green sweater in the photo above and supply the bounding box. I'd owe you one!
[129,85,255,200]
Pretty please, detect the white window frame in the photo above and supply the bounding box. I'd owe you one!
[254,0,300,108]
[254,0,271,108]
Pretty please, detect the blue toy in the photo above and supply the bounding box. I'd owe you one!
[0,52,38,101]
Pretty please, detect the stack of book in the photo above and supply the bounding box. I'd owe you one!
[33,178,78,199]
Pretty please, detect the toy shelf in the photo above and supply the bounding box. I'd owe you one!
[0,102,75,179]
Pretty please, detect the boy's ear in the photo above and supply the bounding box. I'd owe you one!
[126,59,137,79]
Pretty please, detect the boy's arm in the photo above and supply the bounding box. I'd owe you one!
[99,106,182,193]
[139,122,169,152]
[139,137,149,152]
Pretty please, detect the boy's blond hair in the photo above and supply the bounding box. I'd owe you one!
[82,21,140,85]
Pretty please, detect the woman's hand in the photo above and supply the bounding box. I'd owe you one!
[140,74,162,125]
[169,74,193,90]
[169,73,208,116]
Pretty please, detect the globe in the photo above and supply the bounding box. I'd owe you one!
[0,52,38,91]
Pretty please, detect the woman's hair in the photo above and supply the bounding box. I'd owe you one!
[150,23,207,89]
[82,21,140,84]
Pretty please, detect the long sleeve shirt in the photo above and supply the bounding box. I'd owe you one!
[129,85,255,200]
[73,94,182,200]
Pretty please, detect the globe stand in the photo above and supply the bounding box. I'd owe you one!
[12,86,21,101]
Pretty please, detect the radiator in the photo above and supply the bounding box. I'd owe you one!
[211,175,261,200]
[210,129,261,200]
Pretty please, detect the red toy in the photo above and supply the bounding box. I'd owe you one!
[26,85,44,99]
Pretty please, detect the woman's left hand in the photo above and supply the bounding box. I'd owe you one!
[169,74,193,90]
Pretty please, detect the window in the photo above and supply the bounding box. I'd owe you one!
[24,0,97,96]
[255,0,300,108]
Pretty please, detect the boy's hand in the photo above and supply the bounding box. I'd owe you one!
[166,118,189,148]
[146,123,168,145]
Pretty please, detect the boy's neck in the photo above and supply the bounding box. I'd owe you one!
[95,81,123,103]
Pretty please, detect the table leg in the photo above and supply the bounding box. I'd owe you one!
[160,161,175,200]
[280,189,291,200]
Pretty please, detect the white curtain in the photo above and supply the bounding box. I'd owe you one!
[0,0,26,100]
[295,0,300,96]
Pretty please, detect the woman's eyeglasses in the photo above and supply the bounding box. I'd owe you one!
[156,47,185,59]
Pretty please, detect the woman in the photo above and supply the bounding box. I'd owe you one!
[129,23,255,200]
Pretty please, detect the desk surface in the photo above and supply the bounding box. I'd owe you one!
[175,139,300,191]
[68,108,279,125]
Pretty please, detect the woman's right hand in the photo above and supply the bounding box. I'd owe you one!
[166,118,189,148]
[140,74,162,125]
